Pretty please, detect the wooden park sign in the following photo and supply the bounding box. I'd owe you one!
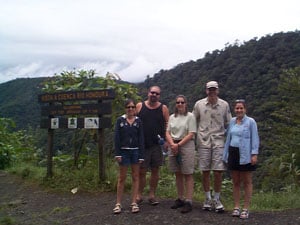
[38,89,115,180]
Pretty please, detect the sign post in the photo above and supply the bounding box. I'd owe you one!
[38,89,115,180]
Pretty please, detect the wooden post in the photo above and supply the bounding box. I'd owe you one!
[47,128,54,177]
[98,128,105,181]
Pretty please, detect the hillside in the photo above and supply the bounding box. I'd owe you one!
[0,77,47,129]
[137,31,300,120]
[0,31,300,130]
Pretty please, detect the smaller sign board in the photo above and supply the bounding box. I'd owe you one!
[68,118,77,129]
[51,118,59,129]
[84,117,99,129]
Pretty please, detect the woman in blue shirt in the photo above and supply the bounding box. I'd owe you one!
[113,99,144,214]
[223,100,259,219]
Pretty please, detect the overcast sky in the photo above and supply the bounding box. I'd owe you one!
[0,0,299,84]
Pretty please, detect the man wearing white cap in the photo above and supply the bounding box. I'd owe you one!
[193,81,232,212]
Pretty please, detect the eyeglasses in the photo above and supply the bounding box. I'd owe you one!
[150,91,160,95]
[235,99,245,103]
[126,106,136,109]
[176,101,185,105]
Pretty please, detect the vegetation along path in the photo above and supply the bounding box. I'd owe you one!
[0,171,299,225]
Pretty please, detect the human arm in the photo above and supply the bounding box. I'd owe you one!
[223,120,233,163]
[250,118,259,165]
[114,117,122,161]
[137,118,145,162]
[162,104,170,149]
[165,116,179,155]
[224,102,232,130]
[136,102,142,115]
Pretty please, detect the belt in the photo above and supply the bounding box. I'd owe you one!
[121,147,139,150]
[173,139,182,143]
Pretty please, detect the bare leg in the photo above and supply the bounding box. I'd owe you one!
[131,164,140,204]
[137,167,147,201]
[116,166,128,204]
[202,171,211,192]
[175,172,184,199]
[213,171,223,193]
[184,174,194,201]
[241,171,252,209]
[231,170,241,209]
[149,167,159,199]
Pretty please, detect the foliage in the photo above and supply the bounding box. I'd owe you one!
[0,216,16,225]
[0,118,36,169]
[41,69,141,124]
[251,189,300,210]
[256,67,300,191]
[38,69,141,169]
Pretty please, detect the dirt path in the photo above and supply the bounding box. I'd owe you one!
[0,171,299,225]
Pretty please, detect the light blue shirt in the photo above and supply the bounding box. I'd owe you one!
[223,115,259,165]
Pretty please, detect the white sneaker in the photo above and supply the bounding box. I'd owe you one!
[202,199,212,211]
[213,199,224,212]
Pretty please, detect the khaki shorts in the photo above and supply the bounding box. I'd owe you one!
[141,145,163,169]
[169,140,195,174]
[198,147,225,171]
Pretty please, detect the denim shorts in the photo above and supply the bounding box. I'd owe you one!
[119,149,139,166]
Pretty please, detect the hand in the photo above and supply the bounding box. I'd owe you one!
[115,156,122,163]
[251,155,258,165]
[163,142,169,150]
[170,143,179,155]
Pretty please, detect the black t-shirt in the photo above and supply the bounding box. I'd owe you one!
[138,102,165,148]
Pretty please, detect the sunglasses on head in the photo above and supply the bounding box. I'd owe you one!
[235,99,245,103]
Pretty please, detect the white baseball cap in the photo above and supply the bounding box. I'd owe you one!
[206,81,219,89]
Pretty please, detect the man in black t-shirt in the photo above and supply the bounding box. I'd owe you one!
[136,86,169,205]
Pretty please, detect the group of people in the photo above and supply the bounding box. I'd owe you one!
[113,81,259,219]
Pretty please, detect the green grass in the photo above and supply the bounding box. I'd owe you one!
[6,160,300,211]
[0,216,16,225]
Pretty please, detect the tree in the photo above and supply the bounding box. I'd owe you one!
[257,67,300,191]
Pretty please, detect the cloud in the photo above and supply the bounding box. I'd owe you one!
[0,0,299,84]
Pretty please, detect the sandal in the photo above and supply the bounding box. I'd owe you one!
[240,209,249,219]
[113,203,122,214]
[232,208,240,217]
[148,198,159,206]
[136,198,143,204]
[131,203,140,213]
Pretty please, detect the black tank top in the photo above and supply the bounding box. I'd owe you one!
[138,102,165,148]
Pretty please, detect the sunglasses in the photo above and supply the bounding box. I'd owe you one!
[235,99,245,103]
[150,91,160,95]
[126,106,136,109]
[176,101,185,104]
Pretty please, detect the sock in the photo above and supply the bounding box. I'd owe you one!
[205,191,211,200]
[214,192,220,200]
[185,199,192,204]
